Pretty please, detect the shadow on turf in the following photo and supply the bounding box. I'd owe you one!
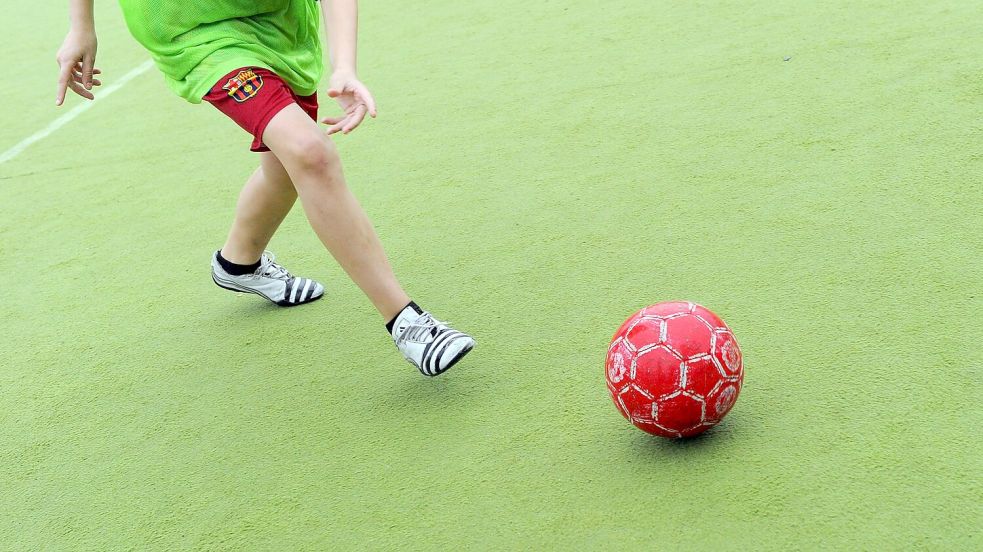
[391,370,468,404]
[629,422,739,456]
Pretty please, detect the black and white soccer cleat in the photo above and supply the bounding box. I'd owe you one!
[391,309,475,376]
[210,251,324,307]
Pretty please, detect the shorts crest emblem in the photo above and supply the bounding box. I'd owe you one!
[223,69,264,103]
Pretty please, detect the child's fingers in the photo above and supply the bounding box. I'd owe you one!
[354,83,377,117]
[73,71,102,87]
[67,79,95,100]
[73,73,102,86]
[326,122,346,135]
[342,105,367,134]
[81,54,95,90]
[324,112,353,134]
[72,63,102,76]
[56,62,74,105]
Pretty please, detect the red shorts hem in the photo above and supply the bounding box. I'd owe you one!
[202,67,318,152]
[248,96,297,152]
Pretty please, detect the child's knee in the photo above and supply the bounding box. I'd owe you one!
[280,133,340,173]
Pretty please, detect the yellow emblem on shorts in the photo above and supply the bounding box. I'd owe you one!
[223,70,264,103]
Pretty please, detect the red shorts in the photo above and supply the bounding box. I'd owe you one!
[203,67,318,152]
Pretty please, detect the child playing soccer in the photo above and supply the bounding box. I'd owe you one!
[55,0,475,376]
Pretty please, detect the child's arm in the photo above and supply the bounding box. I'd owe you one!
[55,0,102,106]
[321,0,377,135]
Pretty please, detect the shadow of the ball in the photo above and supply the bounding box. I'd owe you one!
[629,418,741,456]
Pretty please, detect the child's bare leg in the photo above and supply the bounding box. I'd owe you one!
[261,104,410,320]
[220,152,297,264]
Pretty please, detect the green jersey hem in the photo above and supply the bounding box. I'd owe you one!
[183,57,320,104]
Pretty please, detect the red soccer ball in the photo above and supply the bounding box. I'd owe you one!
[605,301,744,438]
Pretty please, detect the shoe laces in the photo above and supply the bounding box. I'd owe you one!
[256,251,292,281]
[395,312,444,346]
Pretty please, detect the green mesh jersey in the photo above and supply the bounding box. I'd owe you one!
[118,0,323,103]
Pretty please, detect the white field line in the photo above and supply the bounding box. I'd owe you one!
[0,59,155,166]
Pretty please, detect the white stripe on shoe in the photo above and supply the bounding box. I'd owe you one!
[211,251,325,307]
[425,330,462,374]
[391,307,475,376]
[432,332,467,374]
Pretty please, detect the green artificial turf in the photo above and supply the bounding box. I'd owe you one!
[1,0,980,549]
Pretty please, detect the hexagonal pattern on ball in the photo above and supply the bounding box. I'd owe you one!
[617,384,655,423]
[606,337,633,389]
[625,317,663,351]
[682,355,723,397]
[705,382,740,423]
[642,301,693,317]
[712,329,743,376]
[633,346,682,395]
[656,392,705,432]
[664,314,714,359]
[605,301,744,439]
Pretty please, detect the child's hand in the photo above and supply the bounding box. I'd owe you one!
[322,71,377,135]
[56,30,101,106]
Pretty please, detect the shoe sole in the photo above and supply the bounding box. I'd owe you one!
[211,273,324,307]
[428,341,475,377]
